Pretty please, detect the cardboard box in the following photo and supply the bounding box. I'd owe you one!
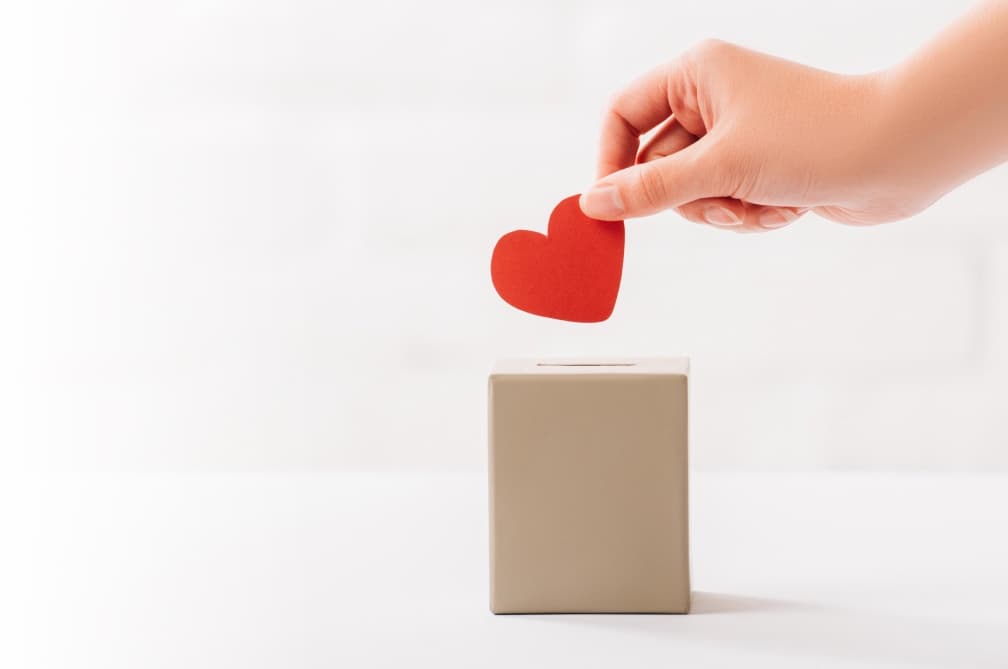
[488,358,690,614]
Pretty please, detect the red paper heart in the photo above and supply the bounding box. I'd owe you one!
[490,194,624,323]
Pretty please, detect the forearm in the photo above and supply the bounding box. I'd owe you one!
[878,0,1008,200]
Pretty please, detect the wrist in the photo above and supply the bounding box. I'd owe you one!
[855,65,952,215]
[872,0,1008,209]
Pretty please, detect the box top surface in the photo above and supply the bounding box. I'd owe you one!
[491,357,689,376]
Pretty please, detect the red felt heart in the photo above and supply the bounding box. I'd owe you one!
[490,194,624,323]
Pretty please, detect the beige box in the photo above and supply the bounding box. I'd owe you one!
[488,357,690,614]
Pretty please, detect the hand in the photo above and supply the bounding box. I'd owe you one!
[579,40,934,232]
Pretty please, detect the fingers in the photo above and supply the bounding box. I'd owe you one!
[677,199,806,232]
[597,56,705,179]
[582,114,805,228]
[678,197,746,227]
[637,117,698,163]
[581,139,725,220]
[587,40,811,227]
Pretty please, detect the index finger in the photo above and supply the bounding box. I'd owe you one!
[597,64,676,179]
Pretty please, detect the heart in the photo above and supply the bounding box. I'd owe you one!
[490,194,624,323]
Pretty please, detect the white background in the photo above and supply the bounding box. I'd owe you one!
[4,4,1008,667]
[3,0,1007,472]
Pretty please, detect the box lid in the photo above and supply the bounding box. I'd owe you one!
[491,357,689,376]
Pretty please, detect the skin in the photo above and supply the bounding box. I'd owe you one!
[579,0,1008,232]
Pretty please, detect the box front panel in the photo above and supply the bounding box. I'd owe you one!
[490,373,688,613]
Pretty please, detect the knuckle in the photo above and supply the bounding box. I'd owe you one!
[691,38,732,59]
[635,164,669,210]
[686,38,737,71]
[602,92,635,133]
[603,91,622,116]
[604,88,634,119]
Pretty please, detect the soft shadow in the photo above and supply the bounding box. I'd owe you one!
[688,590,808,615]
[527,591,1008,668]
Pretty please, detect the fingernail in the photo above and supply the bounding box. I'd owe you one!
[703,206,741,226]
[759,208,793,229]
[581,184,624,219]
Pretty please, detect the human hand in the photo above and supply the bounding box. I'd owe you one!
[578,40,943,231]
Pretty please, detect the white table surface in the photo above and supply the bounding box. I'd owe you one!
[2,472,1007,668]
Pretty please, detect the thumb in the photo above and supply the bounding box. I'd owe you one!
[579,140,727,220]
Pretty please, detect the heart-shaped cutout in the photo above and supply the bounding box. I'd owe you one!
[491,194,624,323]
